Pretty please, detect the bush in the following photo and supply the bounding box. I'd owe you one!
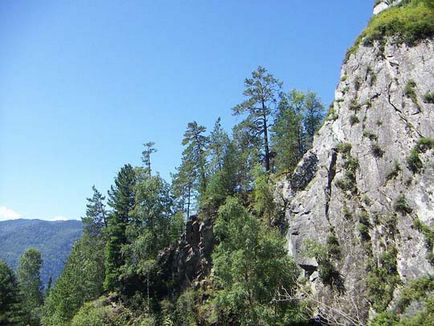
[407,137,434,173]
[371,143,385,158]
[424,92,434,104]
[386,161,401,181]
[394,195,413,214]
[350,115,360,125]
[336,142,352,154]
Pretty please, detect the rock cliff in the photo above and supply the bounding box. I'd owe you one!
[278,2,434,323]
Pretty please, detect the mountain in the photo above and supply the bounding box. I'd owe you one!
[277,0,434,323]
[0,219,82,287]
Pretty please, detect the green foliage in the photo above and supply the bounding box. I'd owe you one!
[211,197,303,325]
[0,260,22,325]
[172,121,209,217]
[346,0,434,62]
[394,195,413,215]
[386,161,401,181]
[303,239,344,292]
[404,80,419,106]
[336,142,352,154]
[82,186,107,237]
[17,248,43,325]
[0,219,82,287]
[350,114,360,125]
[407,137,434,173]
[42,233,105,326]
[364,131,378,141]
[367,246,400,312]
[104,164,136,292]
[358,210,371,242]
[424,91,434,104]
[233,66,282,172]
[413,218,434,264]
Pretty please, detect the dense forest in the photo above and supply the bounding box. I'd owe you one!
[0,67,326,325]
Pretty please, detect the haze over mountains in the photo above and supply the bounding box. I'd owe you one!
[0,219,82,286]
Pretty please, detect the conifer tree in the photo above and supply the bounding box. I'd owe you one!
[271,90,305,173]
[82,185,107,236]
[104,164,136,292]
[208,117,230,174]
[233,66,282,172]
[172,121,208,217]
[142,141,157,176]
[0,260,22,325]
[17,248,43,326]
[303,91,324,150]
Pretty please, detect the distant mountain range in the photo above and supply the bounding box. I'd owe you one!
[0,219,82,288]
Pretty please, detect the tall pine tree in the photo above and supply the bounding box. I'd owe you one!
[0,260,22,325]
[233,66,282,172]
[104,164,136,292]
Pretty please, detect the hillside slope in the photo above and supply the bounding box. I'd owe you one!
[278,1,434,323]
[0,219,82,287]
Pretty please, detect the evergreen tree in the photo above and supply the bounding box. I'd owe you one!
[104,164,136,292]
[41,233,105,326]
[303,91,324,150]
[172,121,208,217]
[207,117,230,174]
[271,90,305,173]
[141,141,157,176]
[82,185,107,237]
[233,66,282,172]
[211,197,301,325]
[0,260,22,325]
[17,248,43,326]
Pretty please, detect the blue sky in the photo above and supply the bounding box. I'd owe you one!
[0,0,373,221]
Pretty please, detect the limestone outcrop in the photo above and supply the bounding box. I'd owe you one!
[278,10,434,324]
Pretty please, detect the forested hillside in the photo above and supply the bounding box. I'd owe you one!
[0,219,82,286]
[1,0,433,325]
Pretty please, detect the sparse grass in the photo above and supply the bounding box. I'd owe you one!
[394,194,413,214]
[404,79,420,109]
[414,218,434,265]
[336,142,352,154]
[363,131,378,141]
[349,99,361,112]
[386,161,401,181]
[407,137,434,173]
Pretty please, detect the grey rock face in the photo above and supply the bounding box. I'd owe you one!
[158,216,214,293]
[279,39,434,322]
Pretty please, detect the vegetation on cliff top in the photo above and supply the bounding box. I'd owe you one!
[346,0,434,61]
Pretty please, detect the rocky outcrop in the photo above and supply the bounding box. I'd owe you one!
[158,216,214,293]
[278,19,434,326]
[373,0,403,15]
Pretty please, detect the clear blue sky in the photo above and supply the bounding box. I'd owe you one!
[0,0,373,221]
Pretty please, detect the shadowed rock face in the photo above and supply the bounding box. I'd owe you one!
[278,36,434,323]
[158,216,214,293]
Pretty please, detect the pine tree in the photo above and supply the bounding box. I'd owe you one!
[233,66,282,172]
[17,248,43,326]
[104,164,136,292]
[271,90,305,173]
[41,233,105,326]
[303,91,324,150]
[172,121,209,217]
[0,260,22,325]
[82,185,107,237]
[208,117,230,174]
[141,141,157,176]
